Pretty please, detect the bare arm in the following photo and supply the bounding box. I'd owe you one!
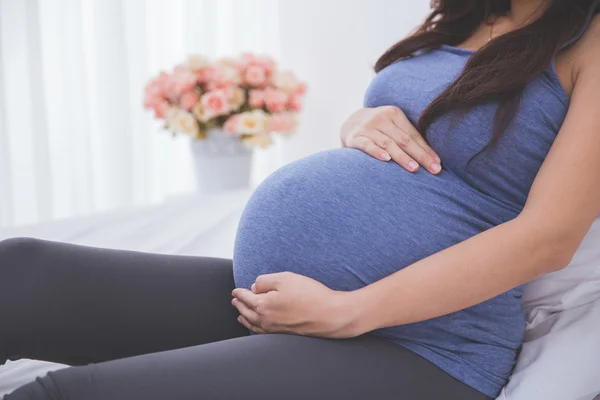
[351,24,600,332]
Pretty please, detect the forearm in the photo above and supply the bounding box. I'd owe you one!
[350,215,571,333]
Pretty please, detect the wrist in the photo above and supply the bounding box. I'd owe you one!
[333,288,377,337]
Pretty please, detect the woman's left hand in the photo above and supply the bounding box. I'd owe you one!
[231,272,362,338]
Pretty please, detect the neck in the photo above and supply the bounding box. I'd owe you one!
[509,0,550,23]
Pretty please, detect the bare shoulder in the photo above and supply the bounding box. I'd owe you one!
[572,14,600,79]
[575,13,600,51]
[554,15,600,96]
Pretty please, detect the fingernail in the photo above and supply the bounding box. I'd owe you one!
[435,155,441,163]
[431,163,441,173]
[381,153,391,161]
[237,316,242,322]
[231,298,237,305]
[251,283,256,292]
[408,161,419,171]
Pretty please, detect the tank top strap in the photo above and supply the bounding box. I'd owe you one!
[560,0,600,49]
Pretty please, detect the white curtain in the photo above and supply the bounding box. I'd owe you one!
[0,0,281,227]
[0,0,428,228]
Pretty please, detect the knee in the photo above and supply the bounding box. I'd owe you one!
[4,376,62,400]
[6,367,96,400]
[0,238,49,276]
[0,237,46,261]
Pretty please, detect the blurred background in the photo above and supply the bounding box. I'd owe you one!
[0,0,429,228]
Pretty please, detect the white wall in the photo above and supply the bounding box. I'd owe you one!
[277,0,430,162]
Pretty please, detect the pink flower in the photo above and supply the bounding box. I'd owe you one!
[176,72,199,93]
[206,65,241,91]
[143,87,161,109]
[264,88,289,113]
[151,72,169,95]
[239,53,258,70]
[267,113,298,134]
[180,92,199,111]
[144,76,170,119]
[248,90,266,109]
[152,100,169,119]
[224,115,240,134]
[294,83,307,96]
[288,93,304,112]
[144,73,169,107]
[240,53,276,77]
[196,66,217,84]
[173,64,189,74]
[156,71,169,85]
[198,89,231,121]
[244,65,267,87]
[165,71,197,101]
[254,55,276,76]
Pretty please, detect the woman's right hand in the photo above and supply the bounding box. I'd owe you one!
[340,106,442,174]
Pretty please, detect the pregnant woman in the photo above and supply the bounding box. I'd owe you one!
[2,1,600,399]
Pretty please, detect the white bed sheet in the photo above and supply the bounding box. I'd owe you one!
[0,190,251,396]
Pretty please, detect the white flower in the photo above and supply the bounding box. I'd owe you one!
[228,87,246,111]
[187,54,210,70]
[235,110,268,135]
[167,108,199,136]
[271,71,301,94]
[165,107,179,122]
[216,57,239,68]
[242,134,273,149]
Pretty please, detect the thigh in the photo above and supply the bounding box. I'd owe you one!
[7,334,491,400]
[0,238,248,366]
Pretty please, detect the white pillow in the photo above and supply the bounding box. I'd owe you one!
[497,217,600,400]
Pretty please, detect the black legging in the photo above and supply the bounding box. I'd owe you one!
[0,238,491,400]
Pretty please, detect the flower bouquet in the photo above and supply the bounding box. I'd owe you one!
[143,53,306,193]
[143,53,307,149]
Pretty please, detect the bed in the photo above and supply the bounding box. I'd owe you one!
[0,190,251,396]
[1,190,599,399]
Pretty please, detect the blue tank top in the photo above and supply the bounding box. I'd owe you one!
[233,7,598,398]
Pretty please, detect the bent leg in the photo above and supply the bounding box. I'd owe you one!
[6,334,491,400]
[0,238,248,366]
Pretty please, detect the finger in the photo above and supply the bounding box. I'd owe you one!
[346,135,391,162]
[232,288,259,310]
[238,315,266,334]
[413,134,441,164]
[253,274,281,293]
[388,110,442,164]
[254,272,294,293]
[232,298,261,326]
[367,129,419,173]
[378,123,441,174]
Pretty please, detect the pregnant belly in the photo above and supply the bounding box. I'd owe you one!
[233,148,526,395]
[233,148,518,291]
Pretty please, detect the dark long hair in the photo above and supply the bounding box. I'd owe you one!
[376,0,595,151]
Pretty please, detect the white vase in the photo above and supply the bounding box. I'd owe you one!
[190,129,253,194]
